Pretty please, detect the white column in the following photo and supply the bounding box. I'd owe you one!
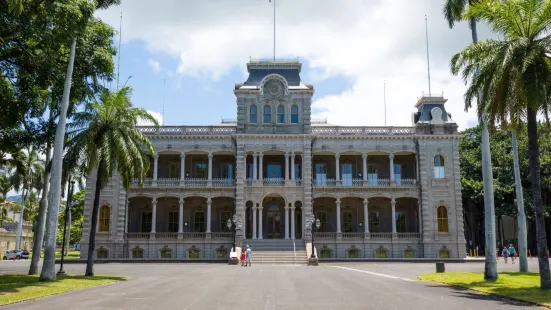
[258,206,263,239]
[291,206,296,239]
[178,198,184,233]
[151,199,157,233]
[391,198,397,233]
[284,206,289,239]
[291,152,295,181]
[284,152,289,180]
[259,152,263,180]
[180,153,186,180]
[362,154,367,181]
[206,198,212,233]
[252,206,257,239]
[335,154,340,181]
[208,153,213,181]
[253,153,258,180]
[389,153,395,184]
[363,198,369,233]
[153,154,159,181]
[336,198,341,233]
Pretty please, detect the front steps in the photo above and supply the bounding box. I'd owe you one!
[243,239,308,265]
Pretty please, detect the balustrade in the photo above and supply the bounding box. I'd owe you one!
[126,233,150,240]
[155,232,178,239]
[181,232,206,239]
[212,178,236,187]
[341,232,364,239]
[157,178,180,187]
[314,232,337,239]
[263,178,285,186]
[211,232,233,239]
[369,233,393,240]
[311,126,415,136]
[397,233,420,239]
[138,126,237,135]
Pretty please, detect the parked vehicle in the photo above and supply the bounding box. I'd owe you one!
[2,249,29,260]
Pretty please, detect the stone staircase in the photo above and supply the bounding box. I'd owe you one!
[243,239,308,265]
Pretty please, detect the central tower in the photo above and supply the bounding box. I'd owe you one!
[234,59,314,134]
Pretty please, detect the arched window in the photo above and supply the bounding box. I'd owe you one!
[291,105,299,123]
[99,205,110,232]
[277,105,285,123]
[434,155,445,179]
[249,105,257,123]
[437,206,449,232]
[132,247,144,259]
[263,105,272,123]
[97,248,108,259]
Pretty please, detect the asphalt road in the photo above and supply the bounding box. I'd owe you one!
[0,259,542,310]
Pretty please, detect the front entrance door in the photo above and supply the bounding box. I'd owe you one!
[266,205,281,239]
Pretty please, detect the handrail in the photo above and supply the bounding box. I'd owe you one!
[312,126,415,135]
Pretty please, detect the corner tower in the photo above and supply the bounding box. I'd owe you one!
[234,59,314,134]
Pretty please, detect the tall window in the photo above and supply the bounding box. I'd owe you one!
[434,155,445,179]
[342,210,353,232]
[316,211,328,232]
[396,211,406,233]
[141,212,152,232]
[369,211,380,232]
[367,164,378,186]
[195,163,207,178]
[277,105,285,123]
[99,205,110,232]
[168,211,178,232]
[291,105,299,123]
[437,206,449,232]
[250,105,257,123]
[221,210,231,232]
[263,105,272,123]
[194,210,206,232]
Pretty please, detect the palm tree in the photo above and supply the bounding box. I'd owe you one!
[64,86,157,276]
[451,0,551,289]
[0,176,12,200]
[443,0,498,280]
[10,147,44,250]
[40,0,121,282]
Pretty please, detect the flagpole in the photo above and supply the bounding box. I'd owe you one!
[384,81,387,127]
[425,15,431,95]
[273,0,276,60]
[117,12,122,89]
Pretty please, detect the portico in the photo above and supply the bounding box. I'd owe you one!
[244,195,303,240]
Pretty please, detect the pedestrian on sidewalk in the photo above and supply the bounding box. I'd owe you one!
[246,245,252,267]
[502,247,509,264]
[240,248,246,266]
[509,244,516,264]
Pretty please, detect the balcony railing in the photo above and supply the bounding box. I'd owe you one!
[132,178,153,187]
[314,232,337,239]
[155,232,178,239]
[312,126,415,136]
[263,178,285,186]
[126,233,150,240]
[212,178,236,187]
[313,232,419,240]
[295,179,302,186]
[157,178,180,187]
[397,233,420,239]
[137,126,236,135]
[369,233,393,240]
[341,232,364,239]
[212,232,233,239]
[182,232,206,239]
[184,178,208,187]
[313,177,416,188]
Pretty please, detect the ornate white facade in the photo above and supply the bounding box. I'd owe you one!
[80,59,466,261]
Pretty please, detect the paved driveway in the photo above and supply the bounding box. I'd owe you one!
[0,260,541,310]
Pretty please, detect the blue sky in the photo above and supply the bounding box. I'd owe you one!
[97,0,491,129]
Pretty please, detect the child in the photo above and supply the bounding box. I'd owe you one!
[502,247,509,263]
[240,248,246,266]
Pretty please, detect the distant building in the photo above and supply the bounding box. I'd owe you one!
[80,59,465,261]
[0,220,33,257]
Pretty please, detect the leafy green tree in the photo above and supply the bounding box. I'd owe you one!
[452,0,551,288]
[443,0,499,280]
[65,86,157,276]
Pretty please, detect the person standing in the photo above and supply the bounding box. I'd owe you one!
[246,245,252,267]
[509,244,516,264]
[502,247,509,264]
[240,248,246,266]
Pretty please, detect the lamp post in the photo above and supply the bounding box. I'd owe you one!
[226,214,237,252]
[310,217,321,259]
[58,180,75,275]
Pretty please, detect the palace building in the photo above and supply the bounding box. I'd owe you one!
[80,59,466,262]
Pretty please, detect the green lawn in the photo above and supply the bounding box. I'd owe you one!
[0,274,125,305]
[419,272,551,307]
[29,251,81,259]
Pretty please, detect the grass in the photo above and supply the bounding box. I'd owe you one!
[0,274,125,305]
[28,251,81,259]
[419,272,551,307]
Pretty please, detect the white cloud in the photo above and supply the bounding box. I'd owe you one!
[147,59,161,73]
[97,0,494,129]
[138,110,164,126]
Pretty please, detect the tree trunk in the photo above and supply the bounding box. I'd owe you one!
[28,113,53,274]
[512,131,528,272]
[85,161,104,276]
[526,106,551,288]
[15,186,27,249]
[39,38,76,282]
